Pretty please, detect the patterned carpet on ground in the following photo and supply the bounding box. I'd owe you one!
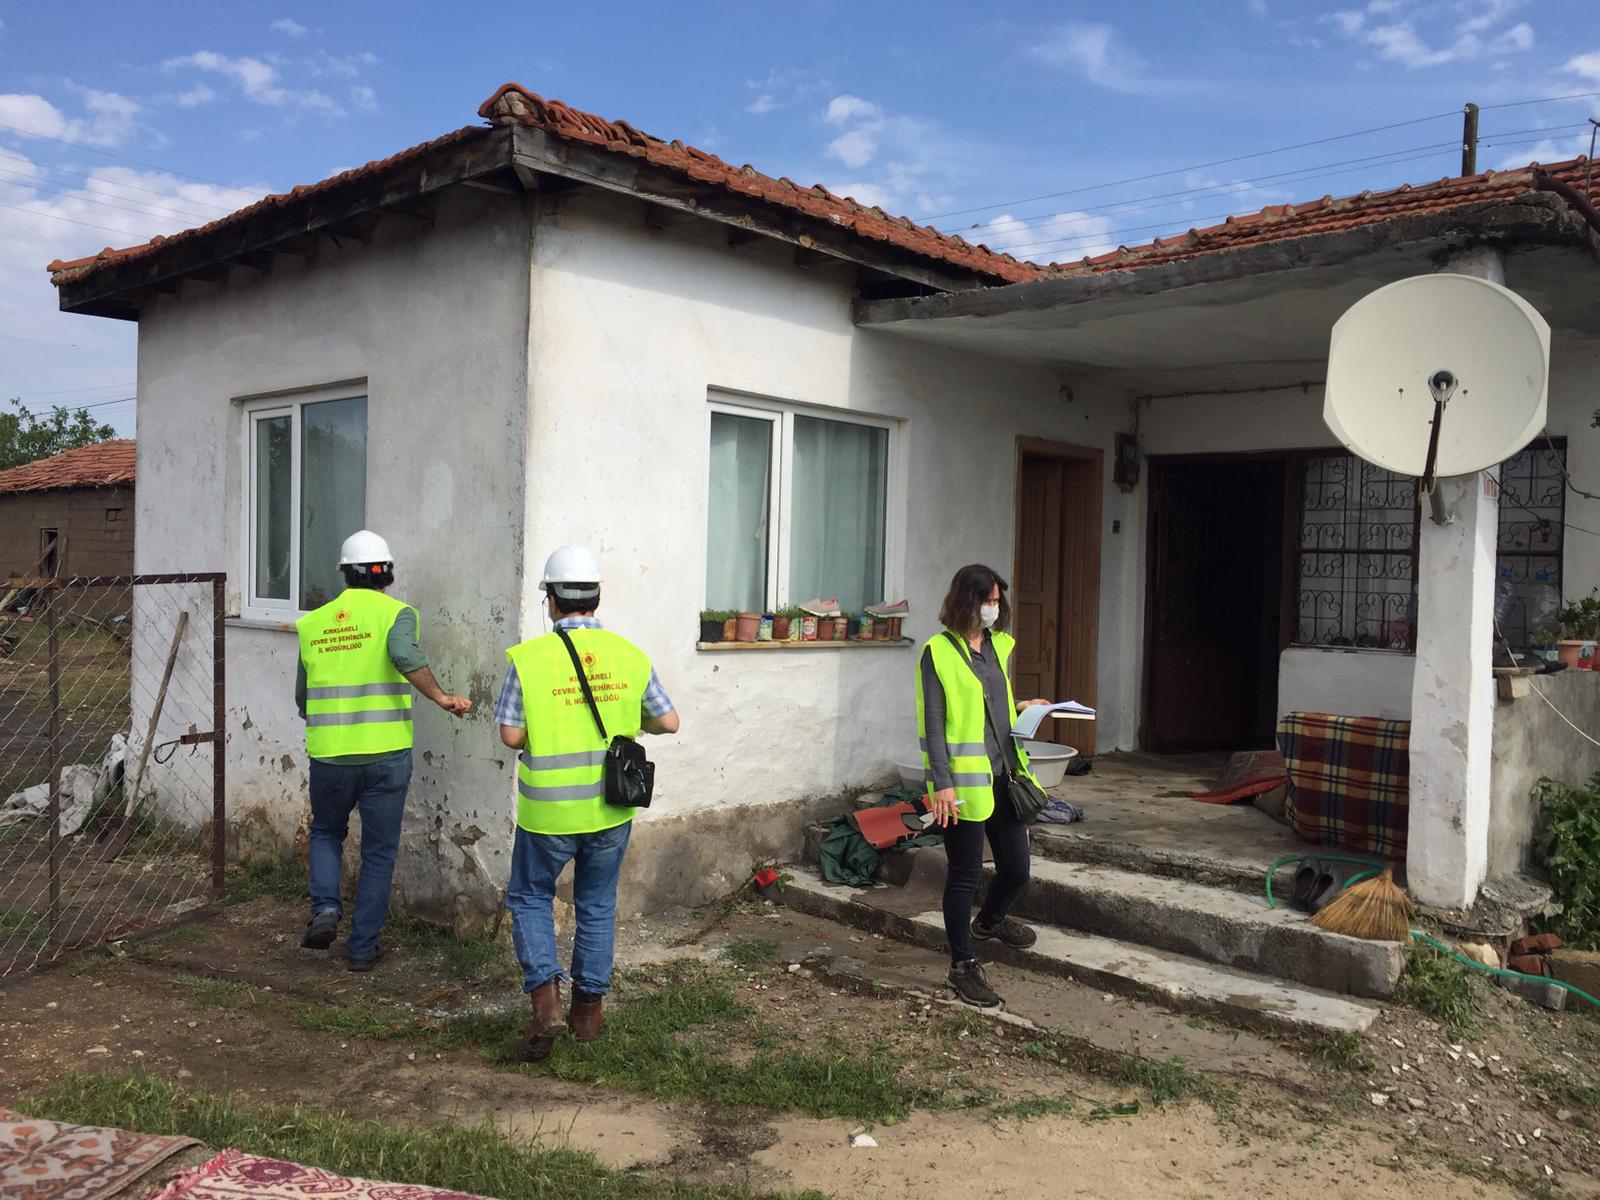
[0,1107,198,1200]
[150,1150,492,1200]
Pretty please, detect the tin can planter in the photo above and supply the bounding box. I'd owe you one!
[830,617,848,641]
[757,614,774,641]
[857,615,874,640]
[721,617,738,642]
[801,615,819,641]
[773,616,792,641]
[736,612,761,642]
[888,617,903,640]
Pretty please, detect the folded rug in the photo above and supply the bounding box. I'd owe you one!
[0,1106,198,1200]
[1191,749,1287,805]
[151,1149,491,1200]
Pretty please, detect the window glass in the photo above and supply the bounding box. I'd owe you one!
[706,410,772,612]
[254,414,293,602]
[790,415,888,614]
[300,396,368,610]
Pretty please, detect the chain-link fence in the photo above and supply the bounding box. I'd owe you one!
[1,573,224,977]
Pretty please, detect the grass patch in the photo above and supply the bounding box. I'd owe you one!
[989,1094,1077,1124]
[1522,1063,1600,1110]
[20,1072,823,1200]
[720,937,778,969]
[169,973,437,1041]
[172,973,255,1007]
[1115,1052,1238,1113]
[226,859,307,903]
[1185,1016,1209,1031]
[1396,941,1484,1036]
[386,915,510,983]
[1311,1031,1373,1072]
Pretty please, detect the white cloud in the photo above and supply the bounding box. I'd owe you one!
[824,95,883,125]
[971,210,1121,264]
[270,18,308,37]
[1563,49,1600,83]
[746,94,778,115]
[350,84,377,113]
[1324,0,1535,69]
[1248,0,1269,14]
[164,50,343,114]
[309,49,379,80]
[0,91,139,148]
[743,67,831,116]
[173,83,216,108]
[1026,22,1171,95]
[827,129,877,168]
[0,154,265,430]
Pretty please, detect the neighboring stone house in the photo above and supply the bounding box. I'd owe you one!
[0,440,135,615]
[42,84,1600,926]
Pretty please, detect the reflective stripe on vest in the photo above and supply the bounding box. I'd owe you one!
[296,589,416,758]
[914,629,1036,822]
[507,628,652,836]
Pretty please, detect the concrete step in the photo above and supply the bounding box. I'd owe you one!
[775,865,1383,1039]
[1010,855,1403,1000]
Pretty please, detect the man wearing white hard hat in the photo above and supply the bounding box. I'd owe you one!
[295,529,473,970]
[496,544,680,1060]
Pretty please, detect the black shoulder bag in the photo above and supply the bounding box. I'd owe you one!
[555,627,655,809]
[942,631,1050,824]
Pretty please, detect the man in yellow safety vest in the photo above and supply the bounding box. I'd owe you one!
[295,529,472,970]
[496,544,680,1061]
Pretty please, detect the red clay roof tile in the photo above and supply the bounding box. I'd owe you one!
[43,82,1600,295]
[0,439,135,494]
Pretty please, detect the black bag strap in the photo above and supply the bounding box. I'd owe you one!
[554,626,609,743]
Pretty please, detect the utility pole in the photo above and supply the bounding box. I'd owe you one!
[1461,102,1479,176]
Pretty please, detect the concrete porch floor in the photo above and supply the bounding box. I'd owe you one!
[1036,751,1311,894]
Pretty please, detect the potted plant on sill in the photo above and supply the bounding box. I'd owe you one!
[774,606,803,641]
[736,612,762,642]
[699,610,736,644]
[1542,592,1600,669]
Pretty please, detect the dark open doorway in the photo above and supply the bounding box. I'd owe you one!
[1143,456,1288,753]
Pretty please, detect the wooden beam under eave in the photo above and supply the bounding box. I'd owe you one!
[510,125,986,294]
[229,251,274,272]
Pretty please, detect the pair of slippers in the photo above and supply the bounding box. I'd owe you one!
[1289,856,1359,914]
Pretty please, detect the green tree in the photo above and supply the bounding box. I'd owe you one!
[0,400,118,471]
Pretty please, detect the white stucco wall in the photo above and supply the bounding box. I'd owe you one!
[521,189,1130,845]
[132,188,532,927]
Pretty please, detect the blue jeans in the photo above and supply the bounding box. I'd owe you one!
[506,821,632,997]
[307,751,412,959]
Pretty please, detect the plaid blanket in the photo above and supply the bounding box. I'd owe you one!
[1277,712,1409,860]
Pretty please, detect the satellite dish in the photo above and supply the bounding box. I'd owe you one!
[1324,274,1550,486]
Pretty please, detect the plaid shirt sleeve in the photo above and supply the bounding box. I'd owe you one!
[493,665,524,728]
[642,670,674,719]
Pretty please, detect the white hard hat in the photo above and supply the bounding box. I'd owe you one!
[541,544,602,600]
[339,529,394,566]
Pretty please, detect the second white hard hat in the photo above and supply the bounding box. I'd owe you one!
[339,529,394,566]
[541,544,602,600]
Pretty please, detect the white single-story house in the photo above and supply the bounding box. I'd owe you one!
[48,84,1600,927]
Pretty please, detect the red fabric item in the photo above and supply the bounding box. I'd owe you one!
[1192,749,1287,805]
[752,868,779,889]
[849,802,924,850]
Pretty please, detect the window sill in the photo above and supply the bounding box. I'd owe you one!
[227,616,298,634]
[1285,644,1416,656]
[695,638,914,652]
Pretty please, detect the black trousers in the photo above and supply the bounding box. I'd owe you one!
[941,779,1031,965]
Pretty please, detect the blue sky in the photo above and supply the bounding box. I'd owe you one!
[2,0,1596,436]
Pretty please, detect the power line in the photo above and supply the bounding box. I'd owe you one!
[0,147,245,215]
[4,381,133,398]
[5,395,138,412]
[1481,90,1600,111]
[0,200,148,238]
[0,122,240,190]
[916,109,1461,222]
[0,166,229,228]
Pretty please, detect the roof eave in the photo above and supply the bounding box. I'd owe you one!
[854,193,1600,327]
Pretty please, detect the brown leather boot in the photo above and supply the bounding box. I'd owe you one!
[568,992,603,1042]
[516,980,564,1062]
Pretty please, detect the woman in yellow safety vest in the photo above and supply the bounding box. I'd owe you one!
[916,563,1051,1010]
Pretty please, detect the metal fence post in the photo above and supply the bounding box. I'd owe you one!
[45,582,62,952]
[212,576,226,900]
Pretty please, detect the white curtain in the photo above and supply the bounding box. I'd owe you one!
[706,411,771,611]
[790,415,887,613]
[299,396,368,610]
[254,414,293,601]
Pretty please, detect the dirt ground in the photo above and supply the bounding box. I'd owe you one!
[1,890,1596,1200]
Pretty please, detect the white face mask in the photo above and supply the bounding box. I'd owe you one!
[979,603,1000,629]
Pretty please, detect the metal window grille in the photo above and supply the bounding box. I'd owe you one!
[1496,440,1567,646]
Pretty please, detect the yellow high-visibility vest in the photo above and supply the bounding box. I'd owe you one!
[296,589,416,758]
[507,628,652,835]
[915,629,1037,822]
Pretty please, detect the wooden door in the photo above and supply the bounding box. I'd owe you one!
[1013,445,1100,755]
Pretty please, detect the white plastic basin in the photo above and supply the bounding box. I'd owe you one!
[1020,739,1079,788]
[893,759,926,791]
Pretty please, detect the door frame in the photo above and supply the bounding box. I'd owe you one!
[1139,451,1299,751]
[1011,436,1103,755]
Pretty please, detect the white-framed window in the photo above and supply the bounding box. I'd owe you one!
[705,391,898,615]
[242,387,368,621]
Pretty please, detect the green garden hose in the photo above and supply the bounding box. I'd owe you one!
[1262,855,1600,1011]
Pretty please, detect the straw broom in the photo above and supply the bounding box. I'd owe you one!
[1309,865,1413,941]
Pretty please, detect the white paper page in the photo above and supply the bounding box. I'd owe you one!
[1011,701,1097,739]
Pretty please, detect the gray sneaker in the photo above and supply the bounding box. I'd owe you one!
[301,910,338,950]
[948,959,1002,1010]
[972,914,1037,949]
